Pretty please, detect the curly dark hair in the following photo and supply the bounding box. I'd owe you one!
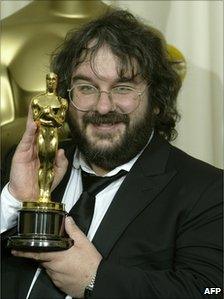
[51,8,182,141]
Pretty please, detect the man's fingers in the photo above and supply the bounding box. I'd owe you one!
[55,149,68,170]
[11,250,53,262]
[52,149,68,190]
[65,217,86,243]
[16,105,38,152]
[16,117,38,152]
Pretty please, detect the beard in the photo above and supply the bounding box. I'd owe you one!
[68,108,152,171]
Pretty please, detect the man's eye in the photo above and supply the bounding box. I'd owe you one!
[76,85,96,94]
[113,86,133,94]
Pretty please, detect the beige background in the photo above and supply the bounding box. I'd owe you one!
[1,0,223,168]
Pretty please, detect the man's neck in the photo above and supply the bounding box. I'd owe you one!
[90,164,109,177]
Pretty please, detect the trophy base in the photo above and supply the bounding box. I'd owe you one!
[7,235,73,252]
[7,201,74,252]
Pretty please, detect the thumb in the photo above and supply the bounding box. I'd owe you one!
[52,149,68,190]
[16,114,38,153]
[55,149,68,170]
[65,216,86,243]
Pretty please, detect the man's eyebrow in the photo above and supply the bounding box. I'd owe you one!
[114,76,140,84]
[71,75,94,84]
[71,75,141,85]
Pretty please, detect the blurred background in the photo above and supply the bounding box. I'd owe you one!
[1,0,223,168]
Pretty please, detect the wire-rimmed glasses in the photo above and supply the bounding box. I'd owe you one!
[67,83,148,114]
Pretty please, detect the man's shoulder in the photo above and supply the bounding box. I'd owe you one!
[169,143,222,181]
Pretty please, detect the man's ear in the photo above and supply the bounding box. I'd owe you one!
[153,106,160,115]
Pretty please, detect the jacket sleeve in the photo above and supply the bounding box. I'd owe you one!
[92,176,223,299]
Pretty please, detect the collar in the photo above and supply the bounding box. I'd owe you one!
[72,130,154,177]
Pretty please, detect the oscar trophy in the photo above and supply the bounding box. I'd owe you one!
[7,73,73,251]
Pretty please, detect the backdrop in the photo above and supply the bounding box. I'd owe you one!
[1,0,223,168]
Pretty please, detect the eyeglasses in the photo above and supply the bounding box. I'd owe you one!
[67,83,148,114]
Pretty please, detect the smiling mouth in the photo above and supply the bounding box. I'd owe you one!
[89,122,125,133]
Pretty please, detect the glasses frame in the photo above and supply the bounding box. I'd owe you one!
[67,83,148,114]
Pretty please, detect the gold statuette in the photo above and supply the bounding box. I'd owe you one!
[32,73,67,202]
[7,73,73,251]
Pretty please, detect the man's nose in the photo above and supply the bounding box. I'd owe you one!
[95,91,114,115]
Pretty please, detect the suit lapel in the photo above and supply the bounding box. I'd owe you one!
[92,134,177,258]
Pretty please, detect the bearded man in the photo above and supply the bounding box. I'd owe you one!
[1,9,222,299]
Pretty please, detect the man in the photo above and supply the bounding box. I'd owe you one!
[1,9,222,299]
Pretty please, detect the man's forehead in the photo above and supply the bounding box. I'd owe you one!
[72,57,142,83]
[71,72,143,85]
[72,43,141,79]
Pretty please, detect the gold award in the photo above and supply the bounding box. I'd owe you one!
[7,73,73,251]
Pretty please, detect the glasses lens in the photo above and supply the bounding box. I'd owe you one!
[70,84,98,111]
[111,87,140,114]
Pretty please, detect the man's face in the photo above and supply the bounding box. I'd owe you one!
[68,45,152,170]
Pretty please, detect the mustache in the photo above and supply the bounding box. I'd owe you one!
[83,111,129,126]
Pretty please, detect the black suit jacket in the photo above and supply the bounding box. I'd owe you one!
[1,134,223,299]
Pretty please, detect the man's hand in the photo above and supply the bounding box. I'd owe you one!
[9,107,68,201]
[11,217,103,298]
